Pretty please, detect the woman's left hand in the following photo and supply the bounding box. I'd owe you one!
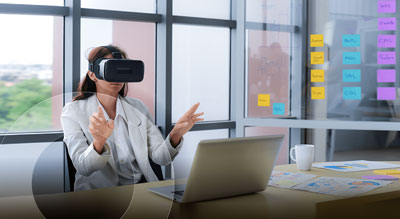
[170,102,204,147]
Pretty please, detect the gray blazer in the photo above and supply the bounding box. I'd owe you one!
[61,95,183,191]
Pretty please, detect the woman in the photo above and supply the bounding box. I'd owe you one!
[61,45,204,191]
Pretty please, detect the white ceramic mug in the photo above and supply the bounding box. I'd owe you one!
[290,144,314,171]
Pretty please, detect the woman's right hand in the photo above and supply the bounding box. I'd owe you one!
[89,106,114,154]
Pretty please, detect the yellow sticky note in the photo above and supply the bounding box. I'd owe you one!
[258,94,270,107]
[374,169,400,175]
[310,34,324,47]
[311,52,324,65]
[311,87,325,100]
[311,69,325,82]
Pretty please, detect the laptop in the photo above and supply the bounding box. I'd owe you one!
[148,135,284,203]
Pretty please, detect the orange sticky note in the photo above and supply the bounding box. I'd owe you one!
[311,52,324,65]
[258,94,270,107]
[311,69,325,82]
[311,87,325,100]
[310,34,324,47]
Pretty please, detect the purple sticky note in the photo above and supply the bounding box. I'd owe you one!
[362,175,399,180]
[378,52,396,65]
[378,35,396,48]
[378,69,396,82]
[378,0,396,13]
[378,17,397,30]
[377,87,396,100]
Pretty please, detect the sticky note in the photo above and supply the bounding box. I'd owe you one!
[310,34,324,47]
[377,69,396,82]
[377,87,396,100]
[374,169,400,175]
[378,52,396,65]
[311,69,324,82]
[378,0,396,13]
[342,35,360,47]
[343,69,361,82]
[343,52,361,65]
[258,94,270,107]
[311,52,324,65]
[311,87,325,100]
[378,35,396,48]
[362,175,399,180]
[343,87,361,100]
[272,103,285,115]
[378,17,396,30]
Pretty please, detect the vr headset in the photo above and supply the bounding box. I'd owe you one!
[88,45,144,82]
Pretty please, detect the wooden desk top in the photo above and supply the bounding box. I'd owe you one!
[1,163,399,219]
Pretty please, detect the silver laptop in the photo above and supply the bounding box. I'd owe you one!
[148,135,284,203]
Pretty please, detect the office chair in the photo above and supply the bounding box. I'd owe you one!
[64,144,164,192]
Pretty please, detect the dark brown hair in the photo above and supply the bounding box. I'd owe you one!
[73,45,129,101]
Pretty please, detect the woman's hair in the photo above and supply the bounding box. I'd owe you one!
[73,45,129,101]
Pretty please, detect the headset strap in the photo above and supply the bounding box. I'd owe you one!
[103,45,122,59]
[88,45,122,74]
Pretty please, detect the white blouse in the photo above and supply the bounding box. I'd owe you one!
[96,97,143,185]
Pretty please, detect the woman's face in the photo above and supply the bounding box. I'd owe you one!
[88,54,125,96]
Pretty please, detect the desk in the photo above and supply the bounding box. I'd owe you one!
[1,163,400,219]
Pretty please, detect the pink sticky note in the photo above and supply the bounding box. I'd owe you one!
[378,69,396,82]
[362,175,399,180]
[378,52,396,65]
[378,35,396,48]
[377,87,396,100]
[378,17,397,30]
[378,0,396,13]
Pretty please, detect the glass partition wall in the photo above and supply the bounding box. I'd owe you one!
[305,0,400,161]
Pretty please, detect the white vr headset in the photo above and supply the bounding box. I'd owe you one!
[88,45,144,82]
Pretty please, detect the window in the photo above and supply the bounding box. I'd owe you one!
[81,0,156,13]
[81,18,156,118]
[246,0,292,25]
[0,0,63,6]
[173,0,230,19]
[245,0,293,119]
[246,30,291,118]
[0,15,63,133]
[172,24,230,122]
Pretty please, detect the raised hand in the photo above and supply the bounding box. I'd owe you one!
[170,103,204,147]
[88,106,114,153]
